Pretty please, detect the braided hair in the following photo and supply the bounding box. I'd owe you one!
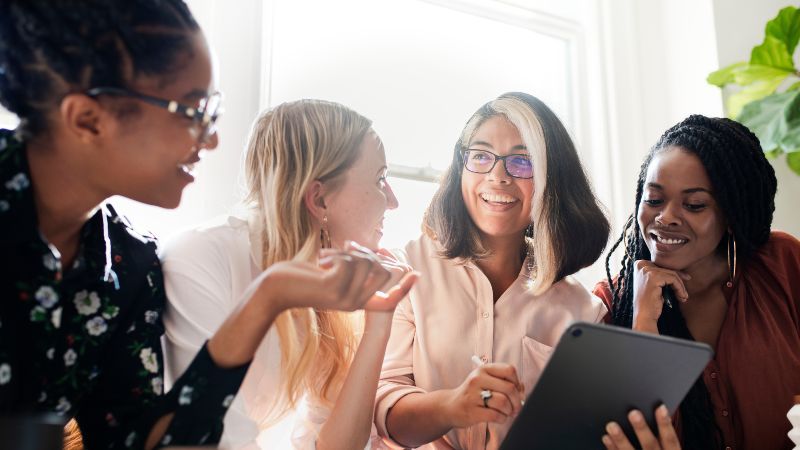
[604,115,777,449]
[0,0,199,138]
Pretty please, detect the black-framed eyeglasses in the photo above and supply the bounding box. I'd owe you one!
[85,87,223,143]
[461,148,533,179]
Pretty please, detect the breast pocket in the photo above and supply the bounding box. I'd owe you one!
[521,336,554,393]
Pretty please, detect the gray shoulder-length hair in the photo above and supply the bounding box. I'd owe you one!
[423,92,610,294]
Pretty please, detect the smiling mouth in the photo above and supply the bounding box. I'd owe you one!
[651,233,688,245]
[479,192,518,205]
[178,161,198,176]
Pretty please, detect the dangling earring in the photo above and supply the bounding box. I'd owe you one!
[726,231,737,288]
[320,214,332,249]
[525,224,534,238]
[523,224,536,279]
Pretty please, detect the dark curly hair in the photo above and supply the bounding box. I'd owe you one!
[0,0,199,138]
[604,115,777,449]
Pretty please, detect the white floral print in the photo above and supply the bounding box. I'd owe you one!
[35,286,58,308]
[4,172,29,191]
[139,347,158,373]
[55,397,71,415]
[51,307,62,329]
[0,200,9,212]
[151,376,163,395]
[86,316,108,336]
[63,349,77,367]
[222,394,234,407]
[74,290,101,315]
[46,348,55,360]
[125,432,136,448]
[102,305,120,320]
[42,253,58,271]
[144,310,158,324]
[0,363,11,385]
[178,385,194,405]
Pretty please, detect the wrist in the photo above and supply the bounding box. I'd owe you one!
[254,269,288,317]
[632,316,660,334]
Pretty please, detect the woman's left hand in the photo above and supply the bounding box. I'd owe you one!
[602,405,681,450]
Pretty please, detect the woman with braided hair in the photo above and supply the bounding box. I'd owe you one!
[595,115,800,450]
[0,1,412,448]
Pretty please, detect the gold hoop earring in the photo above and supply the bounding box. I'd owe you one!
[726,232,737,288]
[320,214,331,249]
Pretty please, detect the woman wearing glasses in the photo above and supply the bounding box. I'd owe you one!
[0,1,402,449]
[375,92,610,448]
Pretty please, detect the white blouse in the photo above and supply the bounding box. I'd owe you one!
[160,215,384,449]
[374,235,607,450]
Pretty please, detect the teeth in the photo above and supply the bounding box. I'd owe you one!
[480,192,517,204]
[178,162,197,175]
[654,234,686,245]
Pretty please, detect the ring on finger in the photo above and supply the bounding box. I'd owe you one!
[480,389,492,408]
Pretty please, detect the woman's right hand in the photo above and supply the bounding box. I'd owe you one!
[443,363,525,427]
[260,241,416,313]
[632,260,691,332]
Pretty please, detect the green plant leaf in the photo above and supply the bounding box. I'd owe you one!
[733,64,793,85]
[764,147,782,159]
[707,62,748,87]
[788,81,800,91]
[788,152,800,175]
[738,90,800,154]
[750,35,795,71]
[765,6,800,55]
[727,77,787,118]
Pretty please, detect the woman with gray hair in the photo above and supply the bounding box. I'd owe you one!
[375,92,610,449]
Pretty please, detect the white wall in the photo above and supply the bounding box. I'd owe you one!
[711,0,800,237]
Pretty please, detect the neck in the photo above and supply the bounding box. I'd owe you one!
[26,137,105,261]
[474,233,525,289]
[682,252,730,296]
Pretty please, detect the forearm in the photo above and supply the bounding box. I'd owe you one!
[317,312,392,450]
[385,389,456,448]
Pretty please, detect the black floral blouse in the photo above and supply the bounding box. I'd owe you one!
[0,129,249,449]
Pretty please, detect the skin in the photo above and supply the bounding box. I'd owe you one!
[25,30,418,450]
[603,146,731,449]
[302,131,412,449]
[385,115,531,447]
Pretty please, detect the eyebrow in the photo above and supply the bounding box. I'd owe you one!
[181,88,211,102]
[469,140,527,151]
[646,182,713,194]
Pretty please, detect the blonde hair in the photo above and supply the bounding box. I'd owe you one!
[424,92,609,295]
[243,99,372,423]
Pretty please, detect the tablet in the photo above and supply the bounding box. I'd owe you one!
[500,322,712,450]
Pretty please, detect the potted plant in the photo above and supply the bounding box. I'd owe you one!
[708,5,800,175]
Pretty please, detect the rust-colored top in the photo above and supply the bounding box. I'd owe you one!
[594,231,800,450]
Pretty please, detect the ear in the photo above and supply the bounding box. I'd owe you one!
[59,94,117,144]
[303,180,327,222]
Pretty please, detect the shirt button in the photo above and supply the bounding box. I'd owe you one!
[482,312,489,318]
[481,355,489,363]
[710,372,718,379]
[722,410,729,417]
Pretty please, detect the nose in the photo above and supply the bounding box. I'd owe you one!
[487,158,511,184]
[200,128,219,150]
[385,180,399,210]
[656,201,682,226]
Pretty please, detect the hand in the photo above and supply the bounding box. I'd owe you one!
[443,363,525,427]
[632,260,691,332]
[602,405,681,450]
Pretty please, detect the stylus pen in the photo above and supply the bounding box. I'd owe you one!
[472,355,525,405]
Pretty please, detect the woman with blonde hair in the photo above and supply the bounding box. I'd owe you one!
[375,92,609,448]
[162,99,417,449]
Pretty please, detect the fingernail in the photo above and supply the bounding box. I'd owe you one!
[657,404,669,417]
[628,410,643,424]
[606,422,621,435]
[602,434,612,445]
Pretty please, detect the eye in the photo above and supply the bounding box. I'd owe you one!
[684,203,707,211]
[470,151,491,162]
[378,176,387,188]
[642,198,663,206]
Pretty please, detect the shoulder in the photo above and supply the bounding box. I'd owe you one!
[549,275,601,304]
[591,278,615,312]
[759,230,800,257]
[400,234,452,267]
[105,204,160,266]
[160,215,252,266]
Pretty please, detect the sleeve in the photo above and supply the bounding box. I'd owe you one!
[592,279,615,324]
[374,295,426,446]
[74,258,248,449]
[160,229,262,448]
